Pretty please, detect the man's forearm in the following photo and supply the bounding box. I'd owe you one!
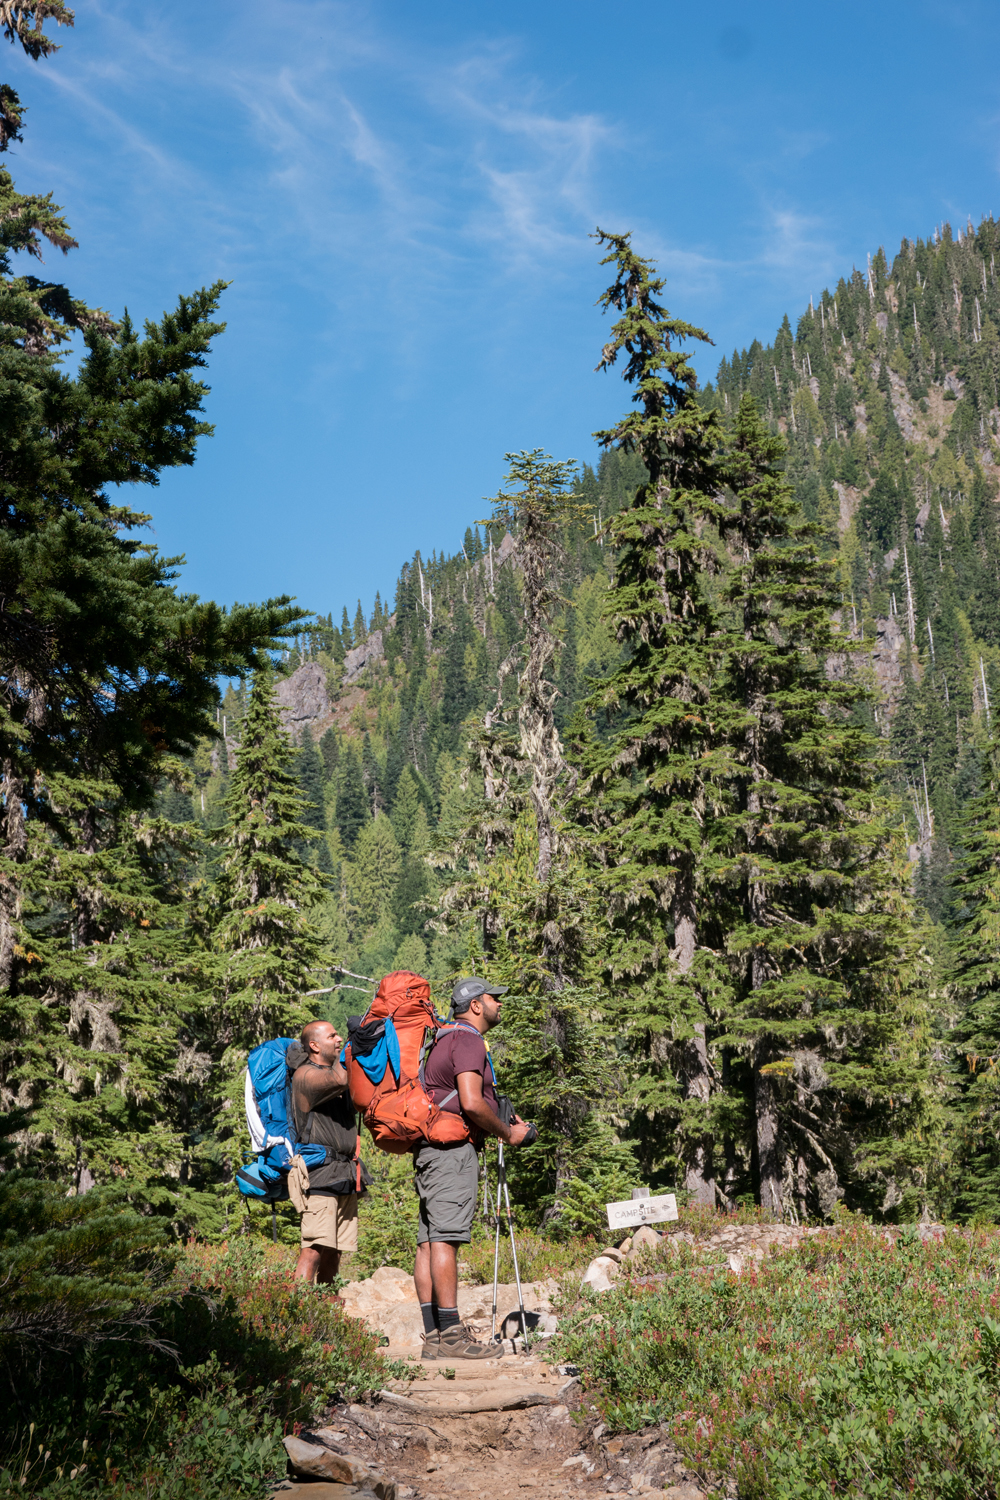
[296,1061,349,1108]
[461,1097,510,1143]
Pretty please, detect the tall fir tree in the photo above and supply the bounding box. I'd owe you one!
[574,230,726,1204]
[208,670,325,1167]
[0,12,302,1183]
[10,769,203,1204]
[336,742,368,850]
[711,394,935,1217]
[949,760,1000,1220]
[294,726,331,872]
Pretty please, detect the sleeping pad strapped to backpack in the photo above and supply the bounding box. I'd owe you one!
[236,1037,329,1201]
[345,969,472,1154]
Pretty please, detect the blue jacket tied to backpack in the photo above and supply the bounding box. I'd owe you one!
[236,1037,328,1201]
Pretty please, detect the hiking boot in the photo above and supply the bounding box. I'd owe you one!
[437,1322,497,1360]
[421,1330,440,1361]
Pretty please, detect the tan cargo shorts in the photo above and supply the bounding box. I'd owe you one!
[299,1191,359,1251]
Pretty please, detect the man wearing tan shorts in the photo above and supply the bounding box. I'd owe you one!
[288,1020,370,1283]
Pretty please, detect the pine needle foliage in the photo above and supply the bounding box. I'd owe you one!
[6,773,203,1201]
[210,671,324,1060]
[711,394,937,1218]
[949,763,1000,1220]
[575,230,727,1203]
[206,673,325,1194]
[0,24,305,1019]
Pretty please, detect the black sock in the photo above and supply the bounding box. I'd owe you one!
[420,1303,436,1336]
[438,1306,460,1331]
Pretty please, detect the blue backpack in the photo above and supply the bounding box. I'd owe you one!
[235,1037,327,1201]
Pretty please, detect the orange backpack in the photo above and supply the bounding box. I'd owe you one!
[345,971,471,1154]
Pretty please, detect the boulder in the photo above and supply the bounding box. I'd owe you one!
[661,1231,695,1255]
[283,1435,395,1498]
[343,628,385,685]
[629,1226,662,1253]
[580,1256,621,1294]
[340,1271,557,1349]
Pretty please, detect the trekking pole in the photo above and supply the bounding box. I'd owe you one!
[489,1142,531,1350]
[271,1203,278,1245]
[490,1145,504,1343]
[499,1144,530,1351]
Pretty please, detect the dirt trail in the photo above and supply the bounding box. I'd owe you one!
[276,1340,706,1500]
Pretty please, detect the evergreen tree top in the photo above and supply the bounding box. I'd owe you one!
[593,228,715,481]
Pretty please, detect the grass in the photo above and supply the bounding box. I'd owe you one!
[553,1214,1000,1498]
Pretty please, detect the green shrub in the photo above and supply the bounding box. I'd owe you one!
[554,1219,1000,1498]
[0,1361,284,1499]
[0,1175,177,1390]
[0,1193,405,1498]
[178,1238,408,1417]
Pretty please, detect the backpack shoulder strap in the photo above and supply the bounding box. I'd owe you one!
[419,1021,495,1108]
[419,1022,463,1106]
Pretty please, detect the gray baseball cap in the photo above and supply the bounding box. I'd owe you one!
[451,977,509,1005]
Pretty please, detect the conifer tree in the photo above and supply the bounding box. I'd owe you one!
[319,727,339,781]
[0,15,304,1005]
[350,815,402,933]
[481,451,586,887]
[711,395,934,1217]
[209,671,324,1118]
[575,230,726,1203]
[336,744,368,849]
[7,774,202,1199]
[949,763,1000,1219]
[294,727,331,871]
[390,765,423,850]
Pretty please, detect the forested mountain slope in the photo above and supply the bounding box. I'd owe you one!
[708,217,1000,901]
[197,216,1000,986]
[179,446,647,1006]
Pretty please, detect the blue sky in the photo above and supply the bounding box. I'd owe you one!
[7,0,1000,623]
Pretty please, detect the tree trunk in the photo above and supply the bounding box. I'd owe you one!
[674,899,715,1205]
[755,1063,783,1215]
[0,761,27,994]
[747,746,784,1216]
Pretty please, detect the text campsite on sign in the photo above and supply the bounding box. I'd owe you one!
[606,1193,679,1230]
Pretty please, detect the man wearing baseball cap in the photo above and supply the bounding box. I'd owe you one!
[413,978,533,1360]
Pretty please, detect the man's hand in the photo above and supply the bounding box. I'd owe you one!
[456,1073,535,1145]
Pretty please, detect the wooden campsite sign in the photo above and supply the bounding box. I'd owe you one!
[606,1192,679,1230]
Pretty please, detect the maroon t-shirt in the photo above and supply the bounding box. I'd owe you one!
[424,1023,498,1119]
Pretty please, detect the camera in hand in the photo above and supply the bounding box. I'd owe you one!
[496,1093,538,1145]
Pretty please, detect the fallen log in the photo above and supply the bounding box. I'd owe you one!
[376,1387,555,1417]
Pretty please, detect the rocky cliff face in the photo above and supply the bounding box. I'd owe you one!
[274,628,389,743]
[275,661,335,742]
[343,627,385,685]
